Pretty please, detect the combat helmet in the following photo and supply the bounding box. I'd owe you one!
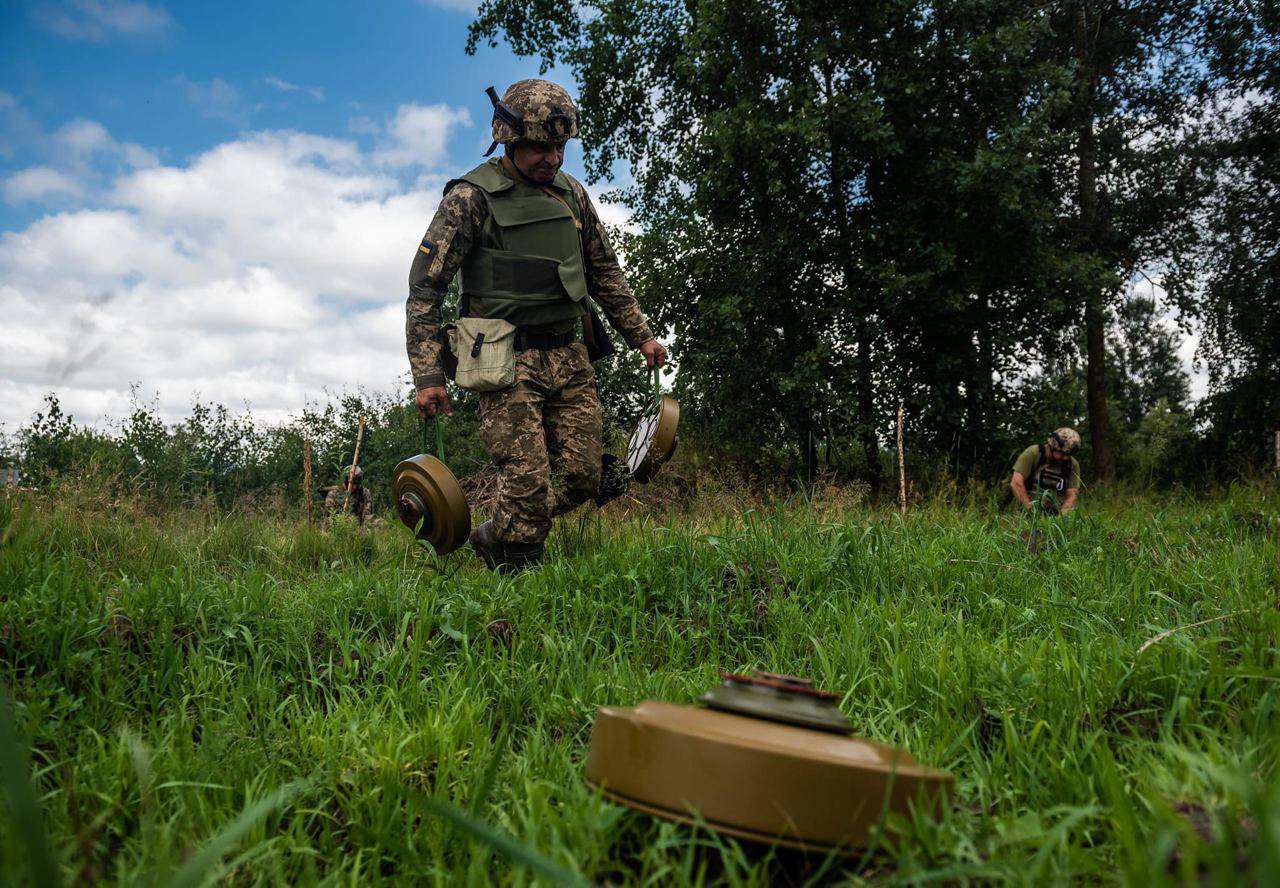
[344,465,364,486]
[484,79,579,156]
[1049,427,1081,455]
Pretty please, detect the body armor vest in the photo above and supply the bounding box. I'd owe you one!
[1031,445,1072,494]
[448,160,589,328]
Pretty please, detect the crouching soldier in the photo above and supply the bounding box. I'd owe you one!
[1010,427,1082,515]
[324,466,377,527]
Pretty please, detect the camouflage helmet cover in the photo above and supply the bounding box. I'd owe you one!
[487,79,579,150]
[1049,427,1082,455]
[344,465,364,485]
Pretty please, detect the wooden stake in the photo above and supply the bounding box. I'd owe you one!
[302,434,313,525]
[342,415,366,515]
[896,400,907,516]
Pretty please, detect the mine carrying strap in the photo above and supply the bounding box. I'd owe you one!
[515,327,577,351]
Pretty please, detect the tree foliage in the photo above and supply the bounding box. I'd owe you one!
[468,0,1222,482]
[1187,1,1280,467]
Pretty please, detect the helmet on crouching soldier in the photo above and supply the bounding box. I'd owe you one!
[1048,427,1081,456]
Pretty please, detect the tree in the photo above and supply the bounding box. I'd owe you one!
[1040,0,1208,481]
[1187,1,1280,469]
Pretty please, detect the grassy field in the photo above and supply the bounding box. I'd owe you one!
[2,479,1279,885]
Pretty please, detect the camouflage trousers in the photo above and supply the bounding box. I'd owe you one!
[477,341,602,546]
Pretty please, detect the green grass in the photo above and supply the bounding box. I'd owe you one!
[1,482,1279,884]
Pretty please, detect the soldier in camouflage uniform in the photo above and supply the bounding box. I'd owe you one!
[1010,427,1082,515]
[324,466,376,526]
[406,79,667,572]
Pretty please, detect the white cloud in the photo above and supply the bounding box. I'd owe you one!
[51,118,158,170]
[0,100,157,205]
[33,0,172,42]
[4,167,85,204]
[375,103,472,168]
[0,106,473,430]
[264,76,326,102]
[176,77,246,125]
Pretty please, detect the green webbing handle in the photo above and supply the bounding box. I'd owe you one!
[422,415,445,461]
[651,365,662,411]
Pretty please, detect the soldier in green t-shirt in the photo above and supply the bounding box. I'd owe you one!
[1010,427,1082,515]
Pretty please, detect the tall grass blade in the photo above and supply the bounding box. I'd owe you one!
[167,780,306,888]
[0,691,62,888]
[410,791,589,887]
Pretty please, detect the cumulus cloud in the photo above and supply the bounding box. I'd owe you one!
[264,76,326,102]
[375,103,472,168]
[33,0,172,42]
[0,103,474,429]
[4,166,85,204]
[0,98,157,205]
[51,118,158,171]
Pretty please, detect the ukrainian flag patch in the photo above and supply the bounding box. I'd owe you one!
[418,238,434,259]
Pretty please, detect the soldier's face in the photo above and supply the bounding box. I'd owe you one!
[511,140,564,183]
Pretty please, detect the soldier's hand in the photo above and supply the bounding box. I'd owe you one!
[639,339,668,368]
[416,386,453,417]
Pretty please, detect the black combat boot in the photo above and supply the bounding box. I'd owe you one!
[470,520,545,574]
[594,452,630,506]
[498,539,545,575]
[469,520,503,571]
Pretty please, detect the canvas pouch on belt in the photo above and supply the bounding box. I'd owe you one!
[448,317,517,392]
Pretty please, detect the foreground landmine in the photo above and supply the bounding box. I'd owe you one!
[585,671,953,852]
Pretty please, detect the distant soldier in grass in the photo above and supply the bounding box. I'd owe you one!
[1010,428,1082,515]
[324,466,376,527]
[406,79,667,573]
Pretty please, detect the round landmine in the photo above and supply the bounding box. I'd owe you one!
[626,394,679,483]
[390,453,470,555]
[584,670,954,852]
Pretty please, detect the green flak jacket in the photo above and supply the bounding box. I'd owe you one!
[449,160,590,328]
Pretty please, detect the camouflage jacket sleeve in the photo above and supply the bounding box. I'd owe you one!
[566,179,654,348]
[406,184,489,390]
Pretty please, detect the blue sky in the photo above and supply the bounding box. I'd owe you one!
[0,0,625,431]
[0,1,564,214]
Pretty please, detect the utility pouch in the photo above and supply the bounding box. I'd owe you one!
[448,317,517,391]
[582,302,617,364]
[440,326,459,382]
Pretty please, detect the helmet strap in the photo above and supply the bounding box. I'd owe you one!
[500,152,542,187]
[485,85,525,156]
